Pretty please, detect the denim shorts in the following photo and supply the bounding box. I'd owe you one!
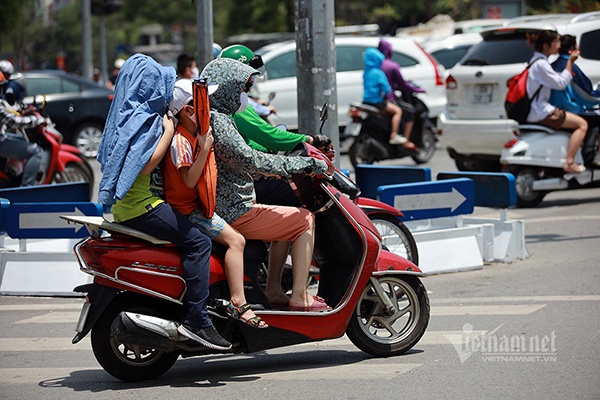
[187,209,226,240]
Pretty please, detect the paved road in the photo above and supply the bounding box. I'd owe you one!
[2,145,599,399]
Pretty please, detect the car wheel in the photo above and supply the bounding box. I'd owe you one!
[73,122,103,158]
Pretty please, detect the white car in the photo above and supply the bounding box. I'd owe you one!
[437,12,600,171]
[423,33,482,70]
[252,36,446,131]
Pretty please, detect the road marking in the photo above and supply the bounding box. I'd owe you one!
[430,295,600,304]
[0,303,83,311]
[0,329,486,352]
[12,303,544,325]
[0,362,423,384]
[244,363,423,380]
[3,294,596,313]
[432,304,545,315]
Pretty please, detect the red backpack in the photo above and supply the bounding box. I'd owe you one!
[504,58,542,124]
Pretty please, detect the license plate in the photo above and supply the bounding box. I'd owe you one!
[473,84,493,104]
[344,122,362,137]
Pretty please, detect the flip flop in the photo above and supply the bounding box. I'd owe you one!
[286,296,332,312]
[563,163,586,174]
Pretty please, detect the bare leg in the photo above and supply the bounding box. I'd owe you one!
[386,102,402,138]
[214,225,264,326]
[287,223,316,308]
[403,120,414,141]
[562,112,588,173]
[265,240,291,305]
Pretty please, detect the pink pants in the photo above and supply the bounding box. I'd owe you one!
[231,204,314,242]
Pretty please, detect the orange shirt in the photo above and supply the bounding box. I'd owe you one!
[161,125,201,216]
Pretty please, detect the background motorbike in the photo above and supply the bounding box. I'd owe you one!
[0,101,95,192]
[500,110,600,207]
[63,143,430,382]
[344,93,437,168]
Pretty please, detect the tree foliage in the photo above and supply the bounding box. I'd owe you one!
[2,0,597,73]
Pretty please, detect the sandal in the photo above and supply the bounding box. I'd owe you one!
[563,162,586,174]
[226,302,268,329]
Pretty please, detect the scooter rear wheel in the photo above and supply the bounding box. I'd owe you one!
[91,294,180,382]
[410,121,436,164]
[511,167,547,207]
[346,275,429,357]
[348,137,375,168]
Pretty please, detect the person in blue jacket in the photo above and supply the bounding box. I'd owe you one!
[362,47,404,145]
[550,35,600,166]
[97,54,232,351]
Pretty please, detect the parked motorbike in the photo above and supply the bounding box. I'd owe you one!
[62,142,430,382]
[500,110,600,207]
[0,101,95,191]
[344,93,437,168]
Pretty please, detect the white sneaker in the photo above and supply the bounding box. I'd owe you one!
[389,135,408,145]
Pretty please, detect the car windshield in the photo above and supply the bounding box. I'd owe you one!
[461,35,533,66]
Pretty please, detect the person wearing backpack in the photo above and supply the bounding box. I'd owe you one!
[526,30,588,174]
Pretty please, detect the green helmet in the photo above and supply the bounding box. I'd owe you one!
[219,44,265,74]
[219,44,254,64]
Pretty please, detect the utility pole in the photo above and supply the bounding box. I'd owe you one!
[81,0,93,78]
[196,0,214,70]
[295,0,339,166]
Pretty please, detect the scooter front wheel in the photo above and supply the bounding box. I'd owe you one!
[346,275,429,357]
[369,214,419,265]
[91,294,180,382]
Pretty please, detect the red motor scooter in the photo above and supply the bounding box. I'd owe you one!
[62,143,430,382]
[0,102,94,190]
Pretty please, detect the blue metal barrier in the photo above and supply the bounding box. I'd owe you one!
[354,165,431,199]
[377,178,475,221]
[436,172,516,209]
[0,182,91,203]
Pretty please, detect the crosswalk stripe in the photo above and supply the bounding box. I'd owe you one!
[2,294,596,313]
[432,304,546,315]
[12,303,545,326]
[430,295,600,303]
[0,329,485,352]
[0,362,424,384]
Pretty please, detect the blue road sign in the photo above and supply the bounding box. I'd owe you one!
[6,202,103,239]
[377,178,475,221]
[355,165,431,199]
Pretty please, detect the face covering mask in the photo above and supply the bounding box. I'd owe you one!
[191,67,199,79]
[237,92,248,113]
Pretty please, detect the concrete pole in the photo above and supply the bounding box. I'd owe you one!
[295,0,339,165]
[99,14,108,86]
[196,0,214,70]
[81,0,93,78]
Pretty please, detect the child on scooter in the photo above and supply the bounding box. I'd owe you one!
[161,79,267,328]
[97,54,232,350]
[362,47,405,145]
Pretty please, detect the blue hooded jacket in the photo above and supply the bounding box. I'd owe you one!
[362,47,391,104]
[97,54,176,206]
[549,54,600,115]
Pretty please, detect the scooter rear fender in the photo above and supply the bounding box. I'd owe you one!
[72,283,119,343]
[56,148,84,172]
[373,249,425,277]
[357,197,404,217]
